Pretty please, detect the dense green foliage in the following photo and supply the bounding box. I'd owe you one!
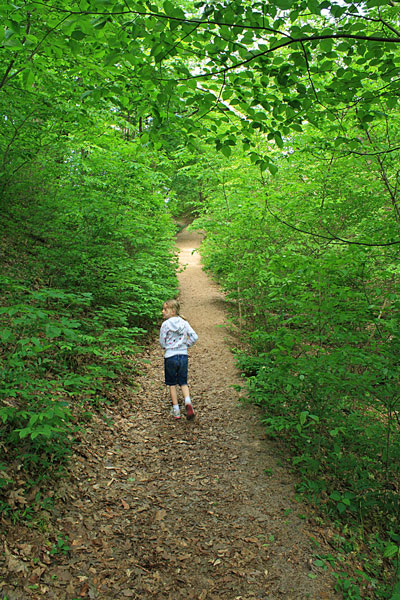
[0,126,178,514]
[1,0,400,596]
[191,128,400,597]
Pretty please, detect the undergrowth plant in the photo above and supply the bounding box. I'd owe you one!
[0,134,178,519]
[193,130,400,598]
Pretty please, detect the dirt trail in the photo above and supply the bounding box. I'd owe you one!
[1,229,339,600]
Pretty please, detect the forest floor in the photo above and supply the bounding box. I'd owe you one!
[1,229,341,600]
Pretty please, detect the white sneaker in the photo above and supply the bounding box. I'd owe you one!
[172,408,181,420]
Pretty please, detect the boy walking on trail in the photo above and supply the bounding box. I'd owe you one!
[159,299,198,420]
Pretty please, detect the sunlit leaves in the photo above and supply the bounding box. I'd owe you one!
[1,0,400,176]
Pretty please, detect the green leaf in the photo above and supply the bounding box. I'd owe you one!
[307,0,321,14]
[268,163,278,175]
[45,325,62,338]
[163,0,185,18]
[366,0,389,6]
[274,132,284,148]
[320,60,334,72]
[22,68,35,89]
[4,28,15,40]
[0,328,14,342]
[71,29,86,40]
[4,37,23,49]
[299,411,308,425]
[18,427,32,440]
[320,39,333,52]
[383,543,399,558]
[330,491,342,501]
[274,0,293,8]
[25,33,39,45]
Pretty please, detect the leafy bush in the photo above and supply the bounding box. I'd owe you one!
[0,135,179,516]
[193,134,400,598]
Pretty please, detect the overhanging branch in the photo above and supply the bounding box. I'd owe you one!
[264,200,400,247]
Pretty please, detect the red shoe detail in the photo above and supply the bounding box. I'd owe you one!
[186,403,195,420]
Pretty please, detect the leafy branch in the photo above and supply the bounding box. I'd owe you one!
[264,197,400,247]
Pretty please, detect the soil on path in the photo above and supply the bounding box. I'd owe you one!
[1,229,339,600]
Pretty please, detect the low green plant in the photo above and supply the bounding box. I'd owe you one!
[193,130,400,598]
[50,534,70,556]
[0,139,179,518]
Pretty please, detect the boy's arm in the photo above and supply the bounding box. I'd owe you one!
[159,323,167,348]
[186,324,198,347]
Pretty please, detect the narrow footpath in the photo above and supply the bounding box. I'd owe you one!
[2,229,339,600]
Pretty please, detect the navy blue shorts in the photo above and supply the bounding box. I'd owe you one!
[164,354,188,386]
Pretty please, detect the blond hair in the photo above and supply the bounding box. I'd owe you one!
[163,298,180,316]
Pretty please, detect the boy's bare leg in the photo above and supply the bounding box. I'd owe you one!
[181,384,189,399]
[169,385,178,406]
[169,386,181,418]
